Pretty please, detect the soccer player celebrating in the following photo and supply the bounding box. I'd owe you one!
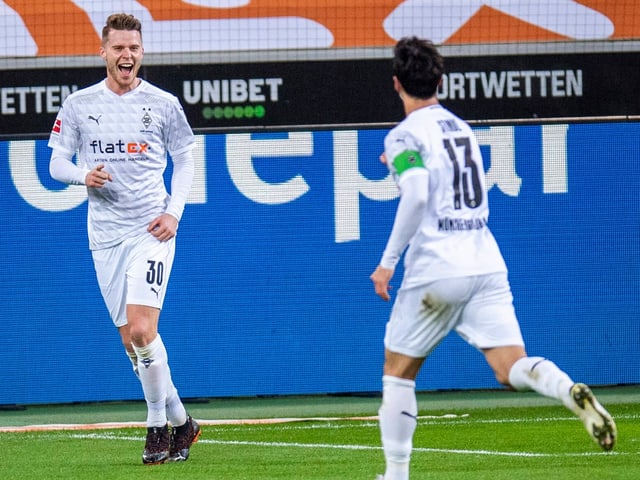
[48,13,200,465]
[370,36,616,480]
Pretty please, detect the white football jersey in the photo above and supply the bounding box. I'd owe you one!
[384,104,507,287]
[48,79,195,250]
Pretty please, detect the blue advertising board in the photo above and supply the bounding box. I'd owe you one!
[1,122,638,405]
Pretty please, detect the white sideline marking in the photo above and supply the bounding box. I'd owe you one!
[68,432,620,458]
[4,414,635,458]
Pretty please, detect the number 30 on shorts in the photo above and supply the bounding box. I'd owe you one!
[146,260,164,287]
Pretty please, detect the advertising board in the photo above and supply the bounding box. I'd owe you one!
[2,52,639,137]
[1,122,638,405]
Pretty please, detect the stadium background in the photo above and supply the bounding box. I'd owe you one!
[0,0,638,405]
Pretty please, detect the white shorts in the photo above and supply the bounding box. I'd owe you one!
[384,272,524,358]
[92,232,176,327]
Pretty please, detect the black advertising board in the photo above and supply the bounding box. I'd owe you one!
[1,51,638,137]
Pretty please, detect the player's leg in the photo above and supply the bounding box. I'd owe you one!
[118,319,198,462]
[119,323,186,423]
[378,280,467,480]
[462,273,616,450]
[126,234,198,463]
[127,234,178,424]
[93,240,171,463]
[485,347,616,450]
[127,305,167,424]
[126,304,172,464]
[484,346,573,401]
[379,352,424,480]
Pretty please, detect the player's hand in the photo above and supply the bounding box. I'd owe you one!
[148,213,178,242]
[85,164,112,188]
[379,152,388,165]
[370,265,394,301]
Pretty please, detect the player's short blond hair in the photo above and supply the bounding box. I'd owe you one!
[101,13,142,45]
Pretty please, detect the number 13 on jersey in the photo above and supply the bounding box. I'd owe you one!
[443,136,483,210]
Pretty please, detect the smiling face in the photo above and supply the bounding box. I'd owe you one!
[100,28,144,95]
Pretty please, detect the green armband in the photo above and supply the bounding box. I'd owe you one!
[392,150,425,175]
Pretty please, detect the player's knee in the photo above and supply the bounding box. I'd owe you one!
[127,324,156,347]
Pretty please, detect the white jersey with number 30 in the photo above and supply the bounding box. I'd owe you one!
[382,104,507,288]
[48,79,195,250]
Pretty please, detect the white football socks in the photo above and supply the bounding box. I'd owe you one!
[125,349,140,378]
[127,340,188,427]
[133,334,171,428]
[166,381,187,427]
[379,375,417,480]
[508,356,575,410]
[125,346,187,426]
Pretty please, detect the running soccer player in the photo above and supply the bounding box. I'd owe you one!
[370,36,616,480]
[48,13,200,465]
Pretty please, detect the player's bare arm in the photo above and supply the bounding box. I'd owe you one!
[148,213,179,242]
[85,164,112,188]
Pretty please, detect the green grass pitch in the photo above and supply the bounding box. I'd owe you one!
[1,386,639,479]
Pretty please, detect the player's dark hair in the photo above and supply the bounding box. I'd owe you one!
[102,13,142,44]
[392,36,444,99]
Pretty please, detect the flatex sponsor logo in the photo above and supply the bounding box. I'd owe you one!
[0,85,78,115]
[182,77,283,121]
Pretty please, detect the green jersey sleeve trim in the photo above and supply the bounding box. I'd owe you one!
[392,150,425,175]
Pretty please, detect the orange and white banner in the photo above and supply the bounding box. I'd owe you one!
[2,0,639,57]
